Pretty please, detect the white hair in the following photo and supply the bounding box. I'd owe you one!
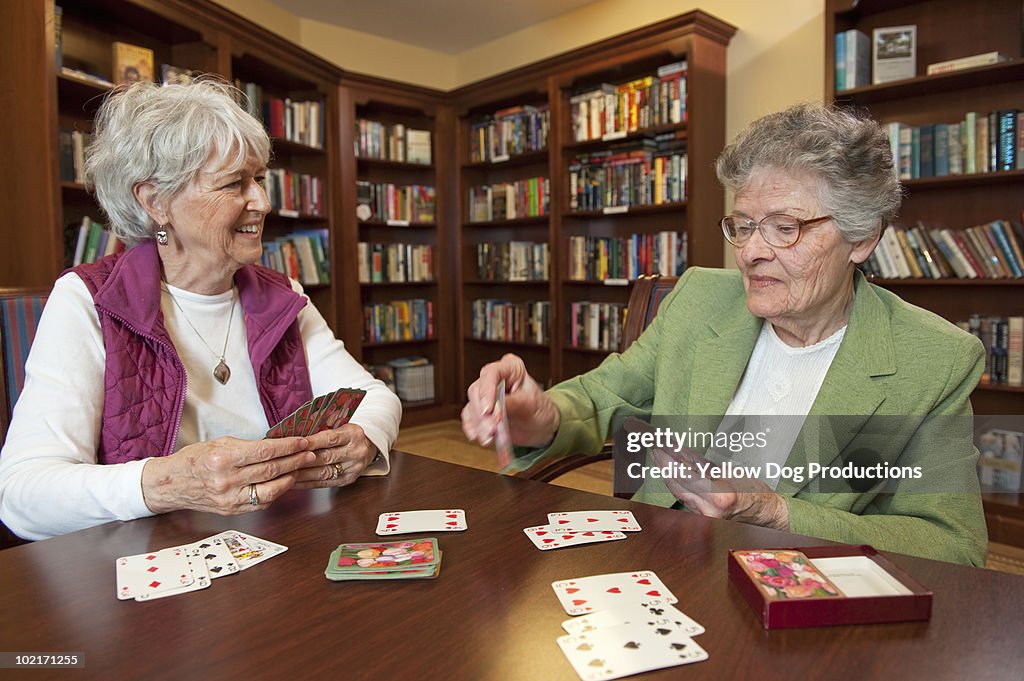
[84,78,271,245]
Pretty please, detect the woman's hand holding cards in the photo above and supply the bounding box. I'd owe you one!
[461,353,561,449]
[293,423,377,489]
[140,436,316,515]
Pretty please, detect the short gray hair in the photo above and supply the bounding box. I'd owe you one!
[715,103,902,242]
[85,78,271,245]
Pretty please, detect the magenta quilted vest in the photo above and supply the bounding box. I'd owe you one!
[71,241,312,464]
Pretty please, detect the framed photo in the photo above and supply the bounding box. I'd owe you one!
[872,25,916,84]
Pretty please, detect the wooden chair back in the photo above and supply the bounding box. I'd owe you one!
[518,275,679,492]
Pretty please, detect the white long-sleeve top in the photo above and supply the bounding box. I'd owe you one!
[0,273,402,540]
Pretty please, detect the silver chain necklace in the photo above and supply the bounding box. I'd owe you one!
[162,285,237,385]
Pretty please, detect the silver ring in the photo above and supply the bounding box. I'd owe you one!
[248,483,259,506]
[331,463,343,480]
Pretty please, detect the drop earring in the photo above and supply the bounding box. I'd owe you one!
[156,227,169,246]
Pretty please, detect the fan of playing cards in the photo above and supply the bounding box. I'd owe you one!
[115,530,286,601]
[552,570,709,680]
[265,388,365,438]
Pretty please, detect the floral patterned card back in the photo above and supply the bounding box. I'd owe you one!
[733,550,845,599]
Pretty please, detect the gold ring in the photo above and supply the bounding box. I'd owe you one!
[248,483,259,506]
[331,463,344,480]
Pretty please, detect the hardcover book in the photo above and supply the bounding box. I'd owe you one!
[112,41,154,85]
[872,25,916,84]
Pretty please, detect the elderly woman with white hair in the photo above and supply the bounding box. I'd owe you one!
[462,104,987,566]
[0,79,401,540]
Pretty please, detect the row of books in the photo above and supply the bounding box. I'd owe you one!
[355,120,432,165]
[366,357,436,403]
[978,428,1023,493]
[468,104,549,163]
[862,221,1024,280]
[959,315,1024,387]
[570,60,688,142]
[833,29,871,91]
[236,80,324,149]
[468,178,550,222]
[356,182,436,224]
[357,242,434,284]
[471,300,551,345]
[363,299,434,343]
[67,216,124,266]
[58,129,89,184]
[567,231,687,282]
[475,241,550,282]
[567,301,626,352]
[568,138,687,211]
[261,230,330,286]
[885,110,1023,180]
[266,169,324,217]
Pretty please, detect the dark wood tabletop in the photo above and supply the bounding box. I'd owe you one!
[1,451,1022,681]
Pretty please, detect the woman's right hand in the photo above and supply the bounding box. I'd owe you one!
[139,436,316,515]
[461,353,560,449]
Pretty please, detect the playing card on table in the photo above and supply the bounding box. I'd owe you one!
[375,509,467,535]
[557,618,708,680]
[523,525,626,551]
[115,547,194,600]
[135,551,212,601]
[548,510,641,533]
[561,599,704,637]
[494,379,513,468]
[186,536,240,578]
[552,571,677,616]
[215,530,288,570]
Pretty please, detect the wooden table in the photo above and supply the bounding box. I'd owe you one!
[1,451,1022,680]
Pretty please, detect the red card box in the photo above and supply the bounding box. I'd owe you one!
[728,545,932,629]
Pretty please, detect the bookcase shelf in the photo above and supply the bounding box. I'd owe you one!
[452,12,735,392]
[826,0,1024,541]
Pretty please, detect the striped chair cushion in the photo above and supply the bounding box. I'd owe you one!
[1,294,48,414]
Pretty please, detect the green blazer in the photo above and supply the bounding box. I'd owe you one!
[529,267,987,566]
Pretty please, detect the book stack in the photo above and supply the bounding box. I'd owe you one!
[471,300,550,345]
[266,169,324,217]
[884,109,1022,179]
[357,242,434,283]
[467,177,550,222]
[569,60,687,142]
[235,81,324,149]
[387,357,435,403]
[567,231,686,281]
[468,104,549,162]
[567,302,626,351]
[959,315,1024,387]
[568,136,687,211]
[261,230,330,286]
[926,51,1009,75]
[475,241,549,281]
[862,221,1024,280]
[363,299,434,343]
[978,429,1023,492]
[356,181,436,223]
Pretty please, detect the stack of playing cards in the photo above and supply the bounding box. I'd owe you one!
[552,571,708,679]
[375,509,467,536]
[265,388,365,438]
[523,510,640,551]
[325,538,442,581]
[115,530,286,601]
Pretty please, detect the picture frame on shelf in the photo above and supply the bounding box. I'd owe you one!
[872,25,916,84]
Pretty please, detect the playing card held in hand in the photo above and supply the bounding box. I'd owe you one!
[265,388,366,438]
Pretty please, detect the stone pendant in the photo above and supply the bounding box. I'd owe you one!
[213,358,231,385]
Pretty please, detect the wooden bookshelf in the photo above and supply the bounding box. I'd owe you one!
[452,11,736,392]
[826,0,1024,541]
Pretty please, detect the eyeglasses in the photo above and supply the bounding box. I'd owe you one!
[720,213,833,248]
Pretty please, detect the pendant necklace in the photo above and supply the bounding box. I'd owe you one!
[162,285,237,385]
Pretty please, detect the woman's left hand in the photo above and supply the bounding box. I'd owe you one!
[649,447,790,530]
[291,424,378,489]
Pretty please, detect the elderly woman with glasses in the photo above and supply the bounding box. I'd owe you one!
[462,104,988,566]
